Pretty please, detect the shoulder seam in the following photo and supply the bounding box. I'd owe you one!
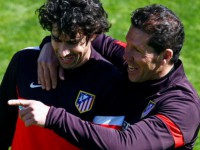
[22,46,40,50]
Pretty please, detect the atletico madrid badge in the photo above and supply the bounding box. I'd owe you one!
[141,100,155,119]
[75,90,95,113]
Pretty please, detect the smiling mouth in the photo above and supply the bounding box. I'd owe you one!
[128,65,138,72]
[60,56,75,64]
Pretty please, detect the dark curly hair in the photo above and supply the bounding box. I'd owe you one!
[131,4,184,64]
[36,0,111,42]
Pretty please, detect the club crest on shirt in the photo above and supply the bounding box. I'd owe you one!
[141,100,155,119]
[75,90,95,113]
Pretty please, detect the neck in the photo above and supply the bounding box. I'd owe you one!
[159,63,174,78]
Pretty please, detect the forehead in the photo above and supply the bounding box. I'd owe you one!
[126,26,155,52]
[52,24,83,41]
[126,26,150,45]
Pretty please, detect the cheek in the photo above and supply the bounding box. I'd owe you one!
[51,41,58,50]
[75,45,87,54]
[143,58,157,72]
[124,51,136,62]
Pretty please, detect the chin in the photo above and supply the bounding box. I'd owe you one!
[60,64,71,69]
[128,75,142,83]
[128,76,136,82]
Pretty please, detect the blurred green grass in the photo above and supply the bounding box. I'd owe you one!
[1,0,200,149]
[0,0,48,79]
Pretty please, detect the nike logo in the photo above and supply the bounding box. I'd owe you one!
[30,82,42,88]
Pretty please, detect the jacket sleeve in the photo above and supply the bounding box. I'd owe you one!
[92,34,126,73]
[45,107,172,150]
[45,95,200,150]
[0,52,20,150]
[39,34,127,73]
[39,34,126,68]
[39,34,126,73]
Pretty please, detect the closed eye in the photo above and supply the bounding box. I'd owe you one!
[67,40,80,45]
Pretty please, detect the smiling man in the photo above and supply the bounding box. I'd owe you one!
[51,25,91,69]
[18,4,200,150]
[0,0,124,149]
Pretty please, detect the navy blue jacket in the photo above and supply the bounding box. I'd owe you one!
[0,46,123,150]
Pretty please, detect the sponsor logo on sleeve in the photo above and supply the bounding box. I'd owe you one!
[75,90,95,113]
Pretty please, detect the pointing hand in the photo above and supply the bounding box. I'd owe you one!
[8,99,50,127]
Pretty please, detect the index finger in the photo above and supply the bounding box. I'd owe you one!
[8,99,31,107]
[49,63,58,89]
[37,60,45,89]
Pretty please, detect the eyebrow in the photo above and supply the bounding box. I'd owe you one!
[51,33,83,44]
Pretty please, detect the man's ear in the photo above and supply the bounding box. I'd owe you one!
[161,49,173,65]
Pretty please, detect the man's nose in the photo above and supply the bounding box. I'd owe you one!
[58,44,70,57]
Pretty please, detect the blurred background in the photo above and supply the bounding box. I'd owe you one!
[0,0,199,149]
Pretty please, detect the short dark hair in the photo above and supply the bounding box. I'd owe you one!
[36,0,111,42]
[131,4,184,64]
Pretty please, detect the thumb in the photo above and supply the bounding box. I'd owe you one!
[8,99,32,107]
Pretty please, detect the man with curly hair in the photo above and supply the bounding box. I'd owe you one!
[9,4,200,150]
[0,0,124,149]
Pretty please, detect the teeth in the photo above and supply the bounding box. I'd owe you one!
[128,65,135,69]
[128,65,137,71]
